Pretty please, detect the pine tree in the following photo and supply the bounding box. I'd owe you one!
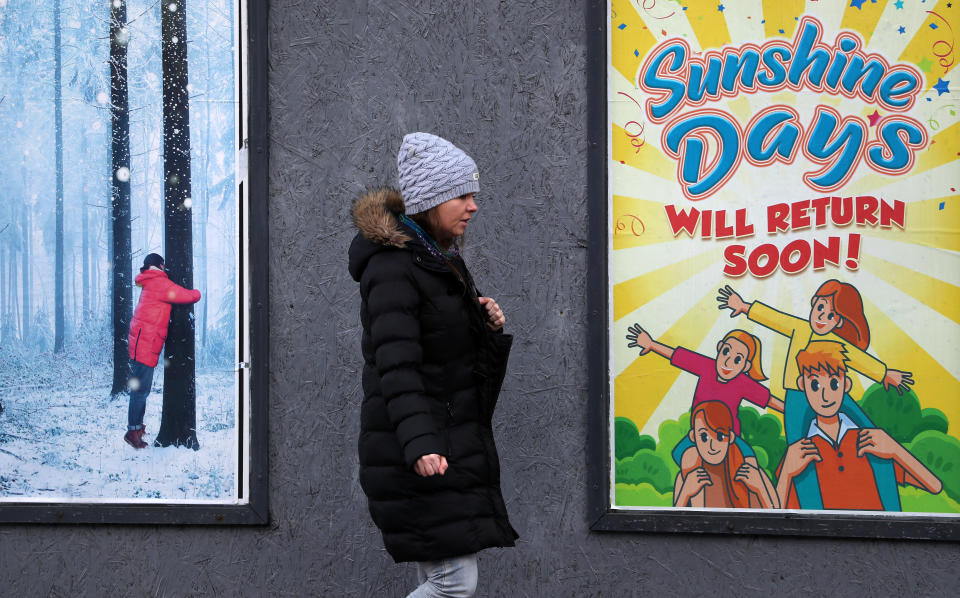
[155,0,199,449]
[109,0,133,396]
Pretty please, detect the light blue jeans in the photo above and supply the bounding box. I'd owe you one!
[408,553,478,598]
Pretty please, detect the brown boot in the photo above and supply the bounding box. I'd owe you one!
[124,428,148,449]
[136,426,148,448]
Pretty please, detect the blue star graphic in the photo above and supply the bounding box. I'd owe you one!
[894,0,904,6]
[718,4,724,12]
[850,0,866,8]
[934,78,950,95]
[898,25,906,34]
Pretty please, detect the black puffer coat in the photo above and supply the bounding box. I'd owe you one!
[348,188,518,563]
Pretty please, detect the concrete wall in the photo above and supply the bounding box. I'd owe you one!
[2,1,958,595]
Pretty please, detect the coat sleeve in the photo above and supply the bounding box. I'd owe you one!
[362,253,445,468]
[161,280,202,304]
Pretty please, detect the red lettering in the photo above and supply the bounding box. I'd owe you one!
[856,195,879,225]
[664,205,700,237]
[701,210,713,237]
[723,244,748,277]
[735,208,755,237]
[780,239,811,274]
[767,203,790,233]
[813,236,841,270]
[879,199,905,229]
[748,243,779,277]
[715,210,735,238]
[832,196,854,226]
[810,196,832,227]
[791,200,812,230]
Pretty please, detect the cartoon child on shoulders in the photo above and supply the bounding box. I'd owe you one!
[775,341,940,510]
[716,280,913,446]
[626,324,783,470]
[674,401,779,509]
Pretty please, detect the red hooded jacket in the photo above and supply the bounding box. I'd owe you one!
[128,269,202,367]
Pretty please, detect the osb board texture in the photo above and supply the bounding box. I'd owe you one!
[0,0,958,596]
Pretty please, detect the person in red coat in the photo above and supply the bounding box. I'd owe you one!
[124,253,202,449]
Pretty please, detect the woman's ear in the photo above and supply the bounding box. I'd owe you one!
[836,315,844,328]
[743,360,752,375]
[688,429,695,442]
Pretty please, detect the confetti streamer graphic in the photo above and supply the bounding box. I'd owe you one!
[617,91,647,152]
[927,11,957,69]
[615,214,646,236]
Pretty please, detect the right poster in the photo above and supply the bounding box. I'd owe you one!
[608,0,960,518]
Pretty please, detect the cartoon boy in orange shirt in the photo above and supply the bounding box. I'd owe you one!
[776,341,941,510]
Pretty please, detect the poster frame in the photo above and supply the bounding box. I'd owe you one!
[0,0,269,526]
[585,0,960,541]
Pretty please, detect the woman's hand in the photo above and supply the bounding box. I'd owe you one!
[883,368,914,394]
[414,454,449,477]
[717,285,750,318]
[478,297,506,331]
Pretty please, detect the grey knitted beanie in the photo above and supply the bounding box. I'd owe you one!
[397,132,480,215]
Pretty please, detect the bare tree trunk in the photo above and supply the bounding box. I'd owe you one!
[109,0,133,396]
[82,138,90,320]
[1,245,6,343]
[21,197,30,343]
[156,0,198,450]
[54,0,65,353]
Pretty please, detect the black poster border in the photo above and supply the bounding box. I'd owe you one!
[585,0,959,541]
[0,0,269,526]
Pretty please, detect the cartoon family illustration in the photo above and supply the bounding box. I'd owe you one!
[625,279,943,511]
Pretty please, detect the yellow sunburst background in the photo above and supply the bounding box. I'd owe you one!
[609,0,960,490]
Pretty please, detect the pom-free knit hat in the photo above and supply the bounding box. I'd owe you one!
[397,132,480,215]
[140,253,165,273]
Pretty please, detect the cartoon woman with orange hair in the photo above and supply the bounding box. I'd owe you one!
[717,279,916,511]
[717,279,913,446]
[626,325,783,468]
[674,401,779,509]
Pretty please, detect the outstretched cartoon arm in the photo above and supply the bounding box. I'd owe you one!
[767,396,785,413]
[857,429,942,494]
[883,369,915,394]
[717,285,752,318]
[626,323,675,359]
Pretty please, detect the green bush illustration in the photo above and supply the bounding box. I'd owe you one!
[614,417,655,461]
[859,383,923,443]
[899,485,960,514]
[907,430,960,504]
[919,408,949,436]
[654,412,689,481]
[737,407,785,479]
[615,482,672,507]
[615,448,674,494]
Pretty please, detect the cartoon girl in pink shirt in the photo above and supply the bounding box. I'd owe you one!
[626,326,783,468]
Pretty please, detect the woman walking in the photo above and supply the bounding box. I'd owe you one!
[348,132,517,597]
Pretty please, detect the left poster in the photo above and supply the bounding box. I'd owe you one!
[0,0,263,518]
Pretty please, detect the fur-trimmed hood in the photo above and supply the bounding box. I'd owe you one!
[348,188,412,282]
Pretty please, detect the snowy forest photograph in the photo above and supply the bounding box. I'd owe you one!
[0,0,244,503]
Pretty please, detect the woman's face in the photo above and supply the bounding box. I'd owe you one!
[809,295,841,335]
[434,193,478,241]
[691,413,732,466]
[715,337,750,381]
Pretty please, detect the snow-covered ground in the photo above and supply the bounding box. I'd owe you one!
[0,369,238,502]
